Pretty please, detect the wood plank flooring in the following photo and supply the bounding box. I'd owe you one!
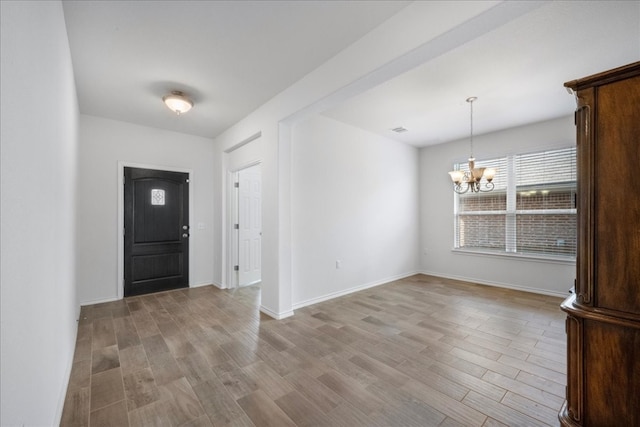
[61,274,567,427]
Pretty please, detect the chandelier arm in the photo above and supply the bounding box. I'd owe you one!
[453,184,469,194]
[478,181,495,192]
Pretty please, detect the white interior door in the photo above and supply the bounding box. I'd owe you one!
[237,164,262,286]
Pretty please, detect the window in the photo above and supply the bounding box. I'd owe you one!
[453,147,576,259]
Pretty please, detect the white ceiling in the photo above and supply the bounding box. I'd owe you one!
[62,0,411,138]
[322,1,640,146]
[62,1,639,147]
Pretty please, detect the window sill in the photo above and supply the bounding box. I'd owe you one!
[451,248,576,265]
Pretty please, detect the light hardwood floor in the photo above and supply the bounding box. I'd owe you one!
[61,274,567,427]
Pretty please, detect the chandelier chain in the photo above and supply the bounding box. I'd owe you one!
[468,97,474,158]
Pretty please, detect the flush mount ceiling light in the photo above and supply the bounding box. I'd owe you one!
[448,96,496,194]
[163,91,193,115]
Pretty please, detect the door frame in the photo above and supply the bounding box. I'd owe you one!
[225,160,261,290]
[117,161,194,299]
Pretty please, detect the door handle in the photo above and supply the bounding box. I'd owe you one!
[182,233,189,238]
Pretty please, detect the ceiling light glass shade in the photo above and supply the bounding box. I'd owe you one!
[448,170,464,184]
[471,166,486,181]
[163,91,193,115]
[483,167,496,181]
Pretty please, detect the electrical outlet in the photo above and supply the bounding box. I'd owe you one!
[336,260,341,269]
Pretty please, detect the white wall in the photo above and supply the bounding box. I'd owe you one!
[77,115,216,304]
[0,1,79,425]
[420,116,576,296]
[212,1,525,318]
[291,115,419,307]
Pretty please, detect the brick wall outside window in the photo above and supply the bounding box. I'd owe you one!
[516,213,576,255]
[460,193,506,211]
[459,214,506,250]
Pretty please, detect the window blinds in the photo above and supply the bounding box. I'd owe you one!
[516,147,576,188]
[453,147,577,259]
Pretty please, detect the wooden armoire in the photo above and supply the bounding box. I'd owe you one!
[559,62,640,426]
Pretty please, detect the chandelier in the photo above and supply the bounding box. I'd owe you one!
[448,96,496,194]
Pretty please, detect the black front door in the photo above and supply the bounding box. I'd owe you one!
[124,167,189,297]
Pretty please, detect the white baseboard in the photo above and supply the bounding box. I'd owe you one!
[419,270,569,298]
[292,271,420,311]
[55,314,80,426]
[260,305,294,320]
[54,347,74,426]
[80,280,222,306]
[191,281,219,289]
[79,295,120,306]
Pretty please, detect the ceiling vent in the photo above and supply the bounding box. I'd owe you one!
[391,126,408,133]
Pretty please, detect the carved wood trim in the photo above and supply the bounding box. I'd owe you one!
[562,294,640,328]
[574,92,594,306]
[564,61,640,91]
[565,313,583,423]
[559,400,583,427]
